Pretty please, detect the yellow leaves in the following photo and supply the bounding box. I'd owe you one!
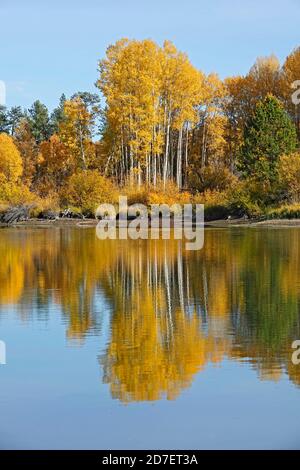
[99,39,163,160]
[160,41,205,131]
[14,119,37,186]
[249,54,280,81]
[37,153,44,165]
[62,170,118,216]
[282,47,300,89]
[59,98,95,170]
[0,134,36,205]
[97,38,206,180]
[35,134,73,196]
[40,134,71,168]
[63,98,91,131]
[0,132,23,183]
[123,180,191,206]
[279,152,300,202]
[223,54,281,132]
[281,47,300,122]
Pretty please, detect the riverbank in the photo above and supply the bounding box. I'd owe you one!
[0,218,98,228]
[2,217,300,229]
[205,219,300,228]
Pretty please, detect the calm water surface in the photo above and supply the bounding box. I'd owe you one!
[1,226,300,449]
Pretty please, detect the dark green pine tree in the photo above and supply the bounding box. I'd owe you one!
[8,106,25,136]
[0,105,9,133]
[27,100,52,144]
[50,93,67,134]
[239,95,298,182]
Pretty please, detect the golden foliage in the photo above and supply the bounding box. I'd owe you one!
[36,134,73,196]
[59,98,96,170]
[279,153,300,202]
[62,170,118,215]
[0,132,23,183]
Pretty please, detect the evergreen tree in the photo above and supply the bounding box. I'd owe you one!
[50,93,66,134]
[0,105,9,133]
[239,95,298,182]
[8,106,25,135]
[27,100,51,144]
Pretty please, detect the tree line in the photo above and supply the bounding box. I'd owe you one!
[1,39,300,217]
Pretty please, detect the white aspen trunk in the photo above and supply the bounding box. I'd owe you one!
[184,127,189,187]
[177,245,184,313]
[176,126,183,189]
[125,145,128,181]
[154,244,158,317]
[170,134,174,180]
[138,161,141,188]
[186,266,190,308]
[146,153,149,185]
[164,246,173,337]
[78,122,86,170]
[202,266,209,319]
[201,119,207,167]
[129,107,134,185]
[130,151,134,186]
[121,132,125,185]
[163,103,170,187]
[104,154,113,176]
[164,122,170,187]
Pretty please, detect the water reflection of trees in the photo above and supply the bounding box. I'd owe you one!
[99,240,230,402]
[1,227,300,399]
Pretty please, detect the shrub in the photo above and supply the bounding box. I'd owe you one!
[124,185,150,206]
[122,180,191,208]
[193,189,228,206]
[61,170,118,216]
[204,204,231,221]
[38,192,60,212]
[192,181,263,219]
[193,190,230,220]
[30,192,60,218]
[226,181,264,218]
[267,204,300,219]
[189,165,237,193]
[0,173,37,207]
[279,153,300,202]
[148,181,191,206]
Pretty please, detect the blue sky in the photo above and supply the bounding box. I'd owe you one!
[0,0,299,110]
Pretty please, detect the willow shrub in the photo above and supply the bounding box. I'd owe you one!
[267,204,300,219]
[61,170,118,217]
[0,173,36,207]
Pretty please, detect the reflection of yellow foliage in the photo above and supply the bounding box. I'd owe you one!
[0,256,24,304]
[287,361,300,387]
[208,275,228,317]
[102,300,228,403]
[259,368,282,382]
[1,227,300,399]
